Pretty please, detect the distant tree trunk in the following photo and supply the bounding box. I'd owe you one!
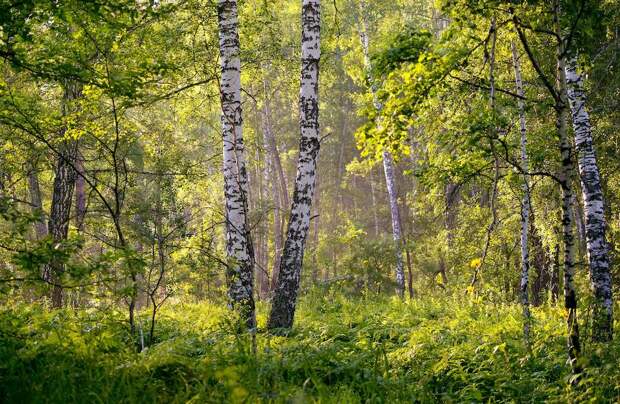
[74,152,86,232]
[529,217,550,307]
[550,243,561,304]
[571,193,587,255]
[48,82,82,308]
[358,0,405,298]
[270,162,283,293]
[217,0,255,329]
[512,41,531,343]
[312,173,320,283]
[258,151,270,299]
[368,168,380,236]
[261,83,284,294]
[262,77,290,211]
[268,0,321,330]
[565,56,613,342]
[27,163,47,241]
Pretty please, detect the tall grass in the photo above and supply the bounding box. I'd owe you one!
[1,290,619,402]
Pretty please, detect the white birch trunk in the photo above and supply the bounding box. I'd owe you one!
[217,0,255,328]
[382,151,405,297]
[565,56,613,341]
[512,41,531,343]
[268,0,321,329]
[556,34,580,370]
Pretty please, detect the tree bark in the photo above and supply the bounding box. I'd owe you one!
[27,163,47,241]
[312,173,320,283]
[565,56,613,341]
[48,81,82,308]
[512,41,531,343]
[217,0,255,329]
[550,243,561,304]
[556,23,581,372]
[268,0,321,330]
[382,151,405,298]
[74,151,87,232]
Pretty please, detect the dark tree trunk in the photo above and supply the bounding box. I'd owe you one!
[47,82,82,308]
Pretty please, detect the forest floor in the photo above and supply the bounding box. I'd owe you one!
[1,289,619,403]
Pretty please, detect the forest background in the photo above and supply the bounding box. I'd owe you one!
[1,0,620,401]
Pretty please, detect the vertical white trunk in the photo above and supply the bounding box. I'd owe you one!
[217,0,255,328]
[268,0,321,329]
[512,41,531,343]
[382,151,405,297]
[555,26,580,370]
[565,56,613,341]
[358,0,405,298]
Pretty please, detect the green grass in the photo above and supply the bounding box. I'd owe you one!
[1,290,619,403]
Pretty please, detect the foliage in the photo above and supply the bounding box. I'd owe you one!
[1,291,619,403]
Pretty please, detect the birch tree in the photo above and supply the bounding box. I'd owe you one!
[513,3,582,372]
[511,41,531,344]
[565,56,613,341]
[268,0,321,330]
[217,0,256,329]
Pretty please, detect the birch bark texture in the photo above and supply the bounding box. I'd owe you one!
[557,41,581,372]
[216,0,256,328]
[511,41,531,344]
[268,0,321,330]
[564,56,613,341]
[358,0,406,298]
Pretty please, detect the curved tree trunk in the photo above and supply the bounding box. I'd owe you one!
[217,0,255,329]
[268,0,321,330]
[565,56,613,342]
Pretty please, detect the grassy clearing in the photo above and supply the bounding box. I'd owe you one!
[1,290,619,403]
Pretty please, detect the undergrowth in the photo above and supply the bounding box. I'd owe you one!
[1,290,619,403]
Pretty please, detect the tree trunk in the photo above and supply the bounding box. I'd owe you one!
[217,0,255,329]
[312,173,320,283]
[529,218,550,307]
[268,0,321,330]
[74,152,86,232]
[262,77,290,211]
[556,27,580,372]
[565,56,613,341]
[382,151,405,298]
[368,168,380,236]
[512,41,531,343]
[550,243,561,304]
[48,82,82,308]
[261,83,284,294]
[27,163,47,241]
